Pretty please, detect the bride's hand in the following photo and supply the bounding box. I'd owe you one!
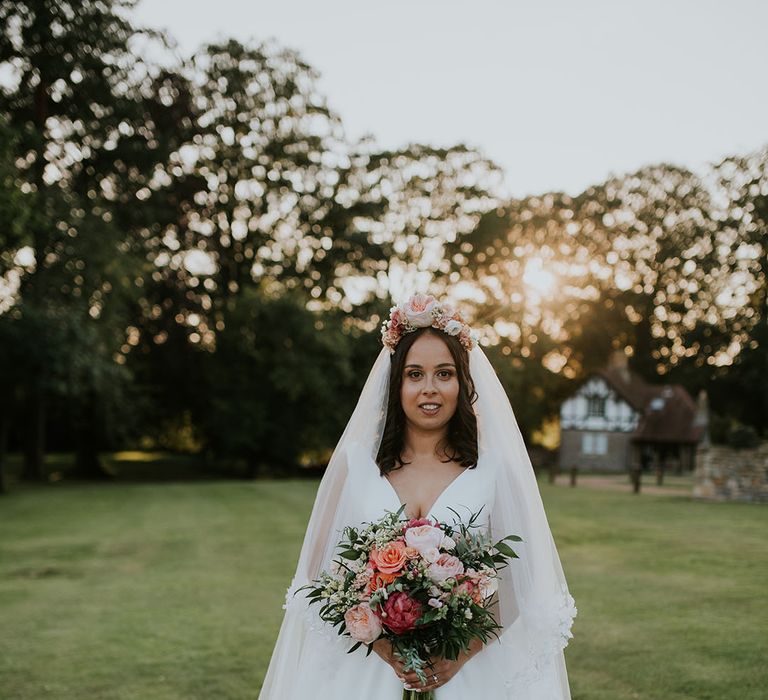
[371,638,409,678]
[397,638,484,691]
[372,638,484,691]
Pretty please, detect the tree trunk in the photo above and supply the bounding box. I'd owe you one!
[22,389,46,481]
[0,409,8,494]
[70,394,112,480]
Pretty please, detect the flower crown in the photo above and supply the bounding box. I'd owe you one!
[380,293,479,354]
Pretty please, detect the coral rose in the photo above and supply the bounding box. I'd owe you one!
[370,540,407,574]
[377,592,423,634]
[366,570,400,596]
[456,578,484,604]
[344,603,383,644]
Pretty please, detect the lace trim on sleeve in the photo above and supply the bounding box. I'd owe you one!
[500,583,578,689]
[282,574,354,652]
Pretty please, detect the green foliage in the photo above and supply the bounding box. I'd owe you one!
[196,289,357,471]
[0,0,764,476]
[726,424,760,450]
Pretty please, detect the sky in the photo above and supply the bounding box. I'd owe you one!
[132,0,767,199]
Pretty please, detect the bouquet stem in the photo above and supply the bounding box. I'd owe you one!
[402,690,435,700]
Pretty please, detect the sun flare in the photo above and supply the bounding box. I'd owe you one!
[522,257,556,295]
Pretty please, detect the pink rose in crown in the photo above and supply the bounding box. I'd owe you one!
[401,293,438,327]
[344,602,383,644]
[377,591,423,634]
[389,307,406,330]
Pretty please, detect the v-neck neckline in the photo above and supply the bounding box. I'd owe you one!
[377,457,472,520]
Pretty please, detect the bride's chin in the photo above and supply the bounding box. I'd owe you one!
[406,416,450,431]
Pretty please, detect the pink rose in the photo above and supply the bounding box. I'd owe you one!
[345,603,383,644]
[377,592,423,635]
[404,517,434,530]
[401,293,438,328]
[427,553,465,583]
[404,524,444,554]
[390,307,405,329]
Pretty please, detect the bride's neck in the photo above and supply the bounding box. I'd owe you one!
[402,426,450,461]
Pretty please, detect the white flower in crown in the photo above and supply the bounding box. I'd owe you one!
[444,320,463,336]
[380,292,478,353]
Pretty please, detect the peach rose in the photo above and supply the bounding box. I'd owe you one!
[369,540,407,574]
[344,603,383,644]
[404,546,420,559]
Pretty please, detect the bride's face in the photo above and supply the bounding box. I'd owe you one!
[400,332,460,432]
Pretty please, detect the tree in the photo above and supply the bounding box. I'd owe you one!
[0,0,190,477]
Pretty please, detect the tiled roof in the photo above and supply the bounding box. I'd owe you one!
[593,367,704,444]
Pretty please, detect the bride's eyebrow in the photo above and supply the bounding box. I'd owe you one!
[404,363,456,369]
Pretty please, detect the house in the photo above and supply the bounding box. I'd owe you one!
[558,350,709,473]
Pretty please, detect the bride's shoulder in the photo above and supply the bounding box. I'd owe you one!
[476,446,502,474]
[342,440,373,467]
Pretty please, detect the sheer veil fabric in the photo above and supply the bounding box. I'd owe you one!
[258,345,577,699]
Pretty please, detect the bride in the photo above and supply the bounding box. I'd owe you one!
[258,293,577,699]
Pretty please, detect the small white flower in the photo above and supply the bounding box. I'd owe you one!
[440,534,456,550]
[478,575,498,598]
[444,320,463,336]
[428,598,444,609]
[464,609,473,620]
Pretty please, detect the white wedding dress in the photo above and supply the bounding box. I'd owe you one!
[267,440,572,699]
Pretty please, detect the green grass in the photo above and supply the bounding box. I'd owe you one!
[0,476,766,699]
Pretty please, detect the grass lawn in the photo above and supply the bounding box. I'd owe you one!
[0,473,766,699]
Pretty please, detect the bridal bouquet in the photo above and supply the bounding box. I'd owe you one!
[293,505,522,700]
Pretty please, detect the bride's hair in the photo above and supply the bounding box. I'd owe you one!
[376,327,478,474]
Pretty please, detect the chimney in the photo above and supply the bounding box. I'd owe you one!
[694,389,710,449]
[608,349,631,383]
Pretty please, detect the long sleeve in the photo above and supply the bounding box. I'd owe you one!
[258,447,352,699]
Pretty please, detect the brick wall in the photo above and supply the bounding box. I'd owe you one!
[693,442,768,503]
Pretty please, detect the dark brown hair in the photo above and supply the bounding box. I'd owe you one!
[376,327,478,475]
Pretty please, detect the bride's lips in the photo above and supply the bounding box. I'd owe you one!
[418,403,441,416]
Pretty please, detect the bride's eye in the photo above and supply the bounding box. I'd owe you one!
[407,370,422,379]
[438,370,455,378]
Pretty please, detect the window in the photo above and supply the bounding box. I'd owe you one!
[587,396,606,417]
[582,432,608,455]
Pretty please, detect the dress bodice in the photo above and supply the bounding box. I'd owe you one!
[344,441,496,532]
